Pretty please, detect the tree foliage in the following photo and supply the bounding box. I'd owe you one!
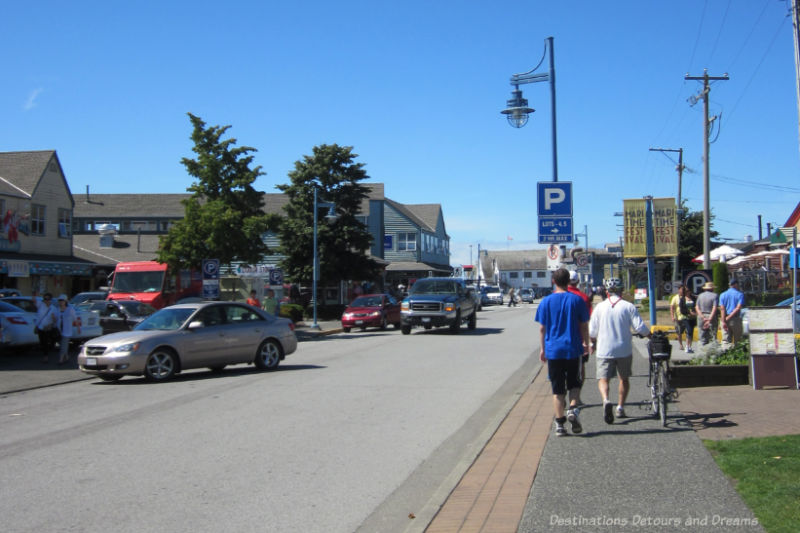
[276,144,379,286]
[157,113,277,270]
[677,200,719,275]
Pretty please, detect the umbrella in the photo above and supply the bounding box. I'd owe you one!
[692,245,744,263]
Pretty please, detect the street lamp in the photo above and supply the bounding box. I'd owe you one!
[501,36,559,183]
[312,186,336,330]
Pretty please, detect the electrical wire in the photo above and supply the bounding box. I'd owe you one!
[726,0,772,72]
[708,0,733,65]
[711,172,800,192]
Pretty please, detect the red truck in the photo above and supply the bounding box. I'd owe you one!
[108,261,202,309]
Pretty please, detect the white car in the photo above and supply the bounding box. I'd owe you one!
[0,296,103,344]
[0,300,37,347]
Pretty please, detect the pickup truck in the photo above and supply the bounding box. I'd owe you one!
[400,277,477,334]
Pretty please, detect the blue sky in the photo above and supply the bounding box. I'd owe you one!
[4,1,800,267]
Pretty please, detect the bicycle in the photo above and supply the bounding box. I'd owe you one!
[647,331,677,427]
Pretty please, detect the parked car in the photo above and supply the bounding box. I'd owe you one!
[0,288,22,297]
[341,293,401,332]
[77,301,298,382]
[519,288,534,303]
[70,291,109,306]
[480,286,503,306]
[75,299,157,334]
[1,296,103,344]
[0,300,37,347]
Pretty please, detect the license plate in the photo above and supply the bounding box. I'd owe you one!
[422,317,431,323]
[86,358,97,366]
[355,320,364,325]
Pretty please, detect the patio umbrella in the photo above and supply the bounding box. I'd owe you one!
[692,244,744,263]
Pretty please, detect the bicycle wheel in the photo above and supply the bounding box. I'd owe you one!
[658,363,668,426]
[650,362,660,418]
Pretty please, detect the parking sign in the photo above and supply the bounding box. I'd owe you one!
[537,182,572,216]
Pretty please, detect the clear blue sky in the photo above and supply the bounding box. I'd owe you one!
[4,1,799,267]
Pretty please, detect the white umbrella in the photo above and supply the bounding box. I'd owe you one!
[692,245,744,263]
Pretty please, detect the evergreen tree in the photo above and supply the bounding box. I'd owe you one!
[158,113,277,270]
[276,144,379,287]
[678,200,719,275]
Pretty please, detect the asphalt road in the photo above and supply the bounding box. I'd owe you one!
[0,304,541,533]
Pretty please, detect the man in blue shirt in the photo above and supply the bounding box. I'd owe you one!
[719,278,746,344]
[535,268,591,436]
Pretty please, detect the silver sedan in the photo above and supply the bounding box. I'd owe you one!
[77,301,298,382]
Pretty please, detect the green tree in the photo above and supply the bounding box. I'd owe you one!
[677,200,719,275]
[276,144,379,288]
[712,262,729,293]
[157,113,277,270]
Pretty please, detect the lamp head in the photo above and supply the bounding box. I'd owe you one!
[501,88,534,128]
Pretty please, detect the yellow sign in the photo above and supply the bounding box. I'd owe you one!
[623,198,677,258]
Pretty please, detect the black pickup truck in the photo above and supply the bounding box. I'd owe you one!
[400,277,477,334]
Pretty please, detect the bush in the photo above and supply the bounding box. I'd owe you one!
[279,303,304,323]
[689,339,750,365]
[712,263,729,293]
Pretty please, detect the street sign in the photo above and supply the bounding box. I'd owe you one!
[538,216,573,243]
[269,267,284,286]
[202,258,220,300]
[546,244,562,271]
[683,269,712,296]
[537,181,572,216]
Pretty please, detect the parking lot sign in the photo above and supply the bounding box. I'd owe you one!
[537,181,572,216]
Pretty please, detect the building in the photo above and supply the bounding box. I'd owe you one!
[0,151,94,295]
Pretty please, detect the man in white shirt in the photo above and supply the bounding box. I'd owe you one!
[589,278,651,424]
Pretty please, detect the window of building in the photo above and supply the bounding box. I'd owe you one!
[537,272,547,278]
[31,204,46,235]
[58,208,72,238]
[509,272,519,279]
[524,272,533,279]
[398,232,416,251]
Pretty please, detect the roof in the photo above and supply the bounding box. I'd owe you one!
[383,198,446,235]
[0,150,66,200]
[480,250,548,272]
[72,234,162,265]
[73,193,192,218]
[785,201,800,228]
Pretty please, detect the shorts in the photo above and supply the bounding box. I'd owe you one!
[675,319,695,337]
[547,358,582,395]
[597,356,633,380]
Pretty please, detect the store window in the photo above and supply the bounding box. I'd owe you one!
[398,232,417,251]
[58,208,72,238]
[31,204,46,235]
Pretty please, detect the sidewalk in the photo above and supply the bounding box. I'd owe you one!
[425,336,798,533]
[0,319,342,395]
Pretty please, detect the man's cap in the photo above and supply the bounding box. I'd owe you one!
[729,279,739,285]
[568,270,579,283]
[702,281,715,290]
[57,293,68,301]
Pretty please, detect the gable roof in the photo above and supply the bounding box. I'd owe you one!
[73,193,192,218]
[784,201,800,228]
[0,150,64,199]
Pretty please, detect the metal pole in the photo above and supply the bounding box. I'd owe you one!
[312,187,320,329]
[547,36,558,183]
[676,149,683,283]
[645,196,657,326]
[702,77,711,270]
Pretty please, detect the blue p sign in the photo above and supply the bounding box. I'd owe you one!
[537,182,572,216]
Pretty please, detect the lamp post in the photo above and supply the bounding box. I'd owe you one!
[501,36,558,183]
[312,187,336,330]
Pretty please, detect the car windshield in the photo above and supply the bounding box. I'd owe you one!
[410,280,460,294]
[135,307,196,331]
[482,286,500,294]
[110,271,165,294]
[351,296,382,307]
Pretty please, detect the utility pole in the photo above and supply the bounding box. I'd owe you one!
[686,70,729,269]
[792,0,800,159]
[649,147,684,283]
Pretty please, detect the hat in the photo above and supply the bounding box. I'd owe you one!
[57,293,68,301]
[729,278,739,285]
[568,270,579,283]
[702,282,714,290]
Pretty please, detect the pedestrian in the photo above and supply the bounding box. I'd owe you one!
[507,287,517,307]
[695,281,719,346]
[534,268,591,436]
[719,278,745,345]
[262,288,279,317]
[34,292,59,364]
[567,270,593,405]
[54,294,77,365]
[669,285,696,353]
[589,278,651,424]
[246,289,261,308]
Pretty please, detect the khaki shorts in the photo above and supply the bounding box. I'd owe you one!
[597,356,633,379]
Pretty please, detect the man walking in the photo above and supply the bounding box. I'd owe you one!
[719,278,745,345]
[589,278,651,424]
[535,268,591,436]
[695,281,718,346]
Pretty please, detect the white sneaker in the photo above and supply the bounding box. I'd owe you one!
[567,408,583,434]
[615,405,626,418]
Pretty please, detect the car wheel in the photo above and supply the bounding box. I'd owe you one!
[360,326,367,331]
[144,349,177,382]
[450,312,461,334]
[468,311,477,330]
[401,325,411,335]
[98,375,122,382]
[393,322,401,329]
[343,327,351,333]
[254,339,283,370]
[380,316,387,330]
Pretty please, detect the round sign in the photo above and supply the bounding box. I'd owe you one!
[684,270,712,296]
[203,259,219,277]
[547,244,559,260]
[576,253,588,267]
[269,267,284,286]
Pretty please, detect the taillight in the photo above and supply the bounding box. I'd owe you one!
[7,316,28,325]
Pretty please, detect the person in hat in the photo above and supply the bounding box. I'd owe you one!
[719,279,745,345]
[695,281,719,346]
[54,294,77,364]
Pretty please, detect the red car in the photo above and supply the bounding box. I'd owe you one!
[341,293,402,332]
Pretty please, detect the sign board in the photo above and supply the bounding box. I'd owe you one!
[202,258,220,300]
[683,269,712,296]
[538,216,573,243]
[623,198,677,258]
[537,182,572,216]
[384,235,393,250]
[269,267,284,286]
[747,306,799,390]
[546,244,562,271]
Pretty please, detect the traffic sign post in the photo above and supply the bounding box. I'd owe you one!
[202,259,220,300]
[537,181,573,244]
[538,216,573,243]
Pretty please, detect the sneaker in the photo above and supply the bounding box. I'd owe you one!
[686,347,694,354]
[567,409,583,434]
[603,401,615,424]
[615,405,626,418]
[555,423,567,436]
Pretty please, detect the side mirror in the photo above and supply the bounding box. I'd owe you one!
[188,320,204,329]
